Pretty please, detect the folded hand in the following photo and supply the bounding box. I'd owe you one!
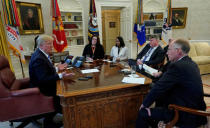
[57,63,68,71]
[137,59,143,65]
[62,72,75,79]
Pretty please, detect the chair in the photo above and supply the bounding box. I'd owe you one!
[158,92,210,128]
[0,55,55,127]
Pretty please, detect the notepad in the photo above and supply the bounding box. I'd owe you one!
[143,64,158,76]
[122,77,145,84]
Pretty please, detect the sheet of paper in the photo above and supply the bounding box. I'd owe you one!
[143,64,158,75]
[103,59,112,63]
[122,77,145,84]
[128,74,139,78]
[81,69,99,74]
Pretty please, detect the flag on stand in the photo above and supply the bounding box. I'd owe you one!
[52,0,67,52]
[161,0,172,45]
[88,0,99,40]
[134,0,146,46]
[6,26,25,62]
[1,0,25,63]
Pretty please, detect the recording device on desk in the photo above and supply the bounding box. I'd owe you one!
[64,55,74,65]
[72,56,85,68]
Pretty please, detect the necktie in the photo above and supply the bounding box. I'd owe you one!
[142,47,153,62]
[48,55,52,64]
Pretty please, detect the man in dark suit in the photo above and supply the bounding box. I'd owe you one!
[129,36,164,73]
[29,35,74,128]
[136,39,207,128]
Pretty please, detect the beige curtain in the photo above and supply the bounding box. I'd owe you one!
[0,12,14,70]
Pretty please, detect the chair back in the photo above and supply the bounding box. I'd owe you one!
[0,56,16,89]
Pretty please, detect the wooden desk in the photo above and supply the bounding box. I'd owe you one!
[57,61,152,128]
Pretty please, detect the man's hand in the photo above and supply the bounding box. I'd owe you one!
[62,72,75,79]
[139,104,151,117]
[137,59,143,65]
[152,71,163,78]
[57,63,67,71]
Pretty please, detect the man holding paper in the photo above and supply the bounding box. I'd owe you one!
[129,36,164,73]
[136,39,207,128]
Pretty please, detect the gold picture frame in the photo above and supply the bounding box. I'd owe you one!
[16,2,44,34]
[172,7,188,29]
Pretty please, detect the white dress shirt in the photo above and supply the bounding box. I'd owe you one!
[110,46,128,62]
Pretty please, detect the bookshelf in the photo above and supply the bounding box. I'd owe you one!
[61,11,84,46]
[143,12,163,40]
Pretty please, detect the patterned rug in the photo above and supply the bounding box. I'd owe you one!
[203,84,210,109]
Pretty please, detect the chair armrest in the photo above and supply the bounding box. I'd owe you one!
[11,88,40,97]
[169,104,210,116]
[18,78,30,88]
[165,104,210,128]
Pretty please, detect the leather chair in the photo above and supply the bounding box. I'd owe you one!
[0,55,55,127]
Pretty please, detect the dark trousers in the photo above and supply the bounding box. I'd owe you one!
[136,107,174,128]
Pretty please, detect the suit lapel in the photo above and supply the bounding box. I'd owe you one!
[38,49,56,73]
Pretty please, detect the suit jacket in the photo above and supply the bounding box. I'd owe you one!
[29,49,59,96]
[163,45,169,61]
[137,44,164,66]
[82,44,105,60]
[143,56,207,126]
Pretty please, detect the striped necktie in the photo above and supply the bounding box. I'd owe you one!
[142,47,153,62]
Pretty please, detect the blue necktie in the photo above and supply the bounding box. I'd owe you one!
[48,55,52,64]
[142,48,153,62]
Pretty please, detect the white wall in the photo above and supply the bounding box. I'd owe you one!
[172,0,210,40]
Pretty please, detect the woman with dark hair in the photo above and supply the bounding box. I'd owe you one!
[82,35,105,61]
[110,36,128,62]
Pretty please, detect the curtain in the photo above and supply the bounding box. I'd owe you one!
[0,11,14,71]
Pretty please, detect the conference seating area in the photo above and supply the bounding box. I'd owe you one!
[0,53,210,127]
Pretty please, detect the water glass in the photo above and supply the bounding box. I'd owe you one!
[131,65,136,74]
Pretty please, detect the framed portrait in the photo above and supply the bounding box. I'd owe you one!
[143,13,163,20]
[172,7,188,29]
[16,2,44,35]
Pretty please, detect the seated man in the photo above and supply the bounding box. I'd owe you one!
[129,36,164,73]
[29,35,74,128]
[136,39,207,128]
